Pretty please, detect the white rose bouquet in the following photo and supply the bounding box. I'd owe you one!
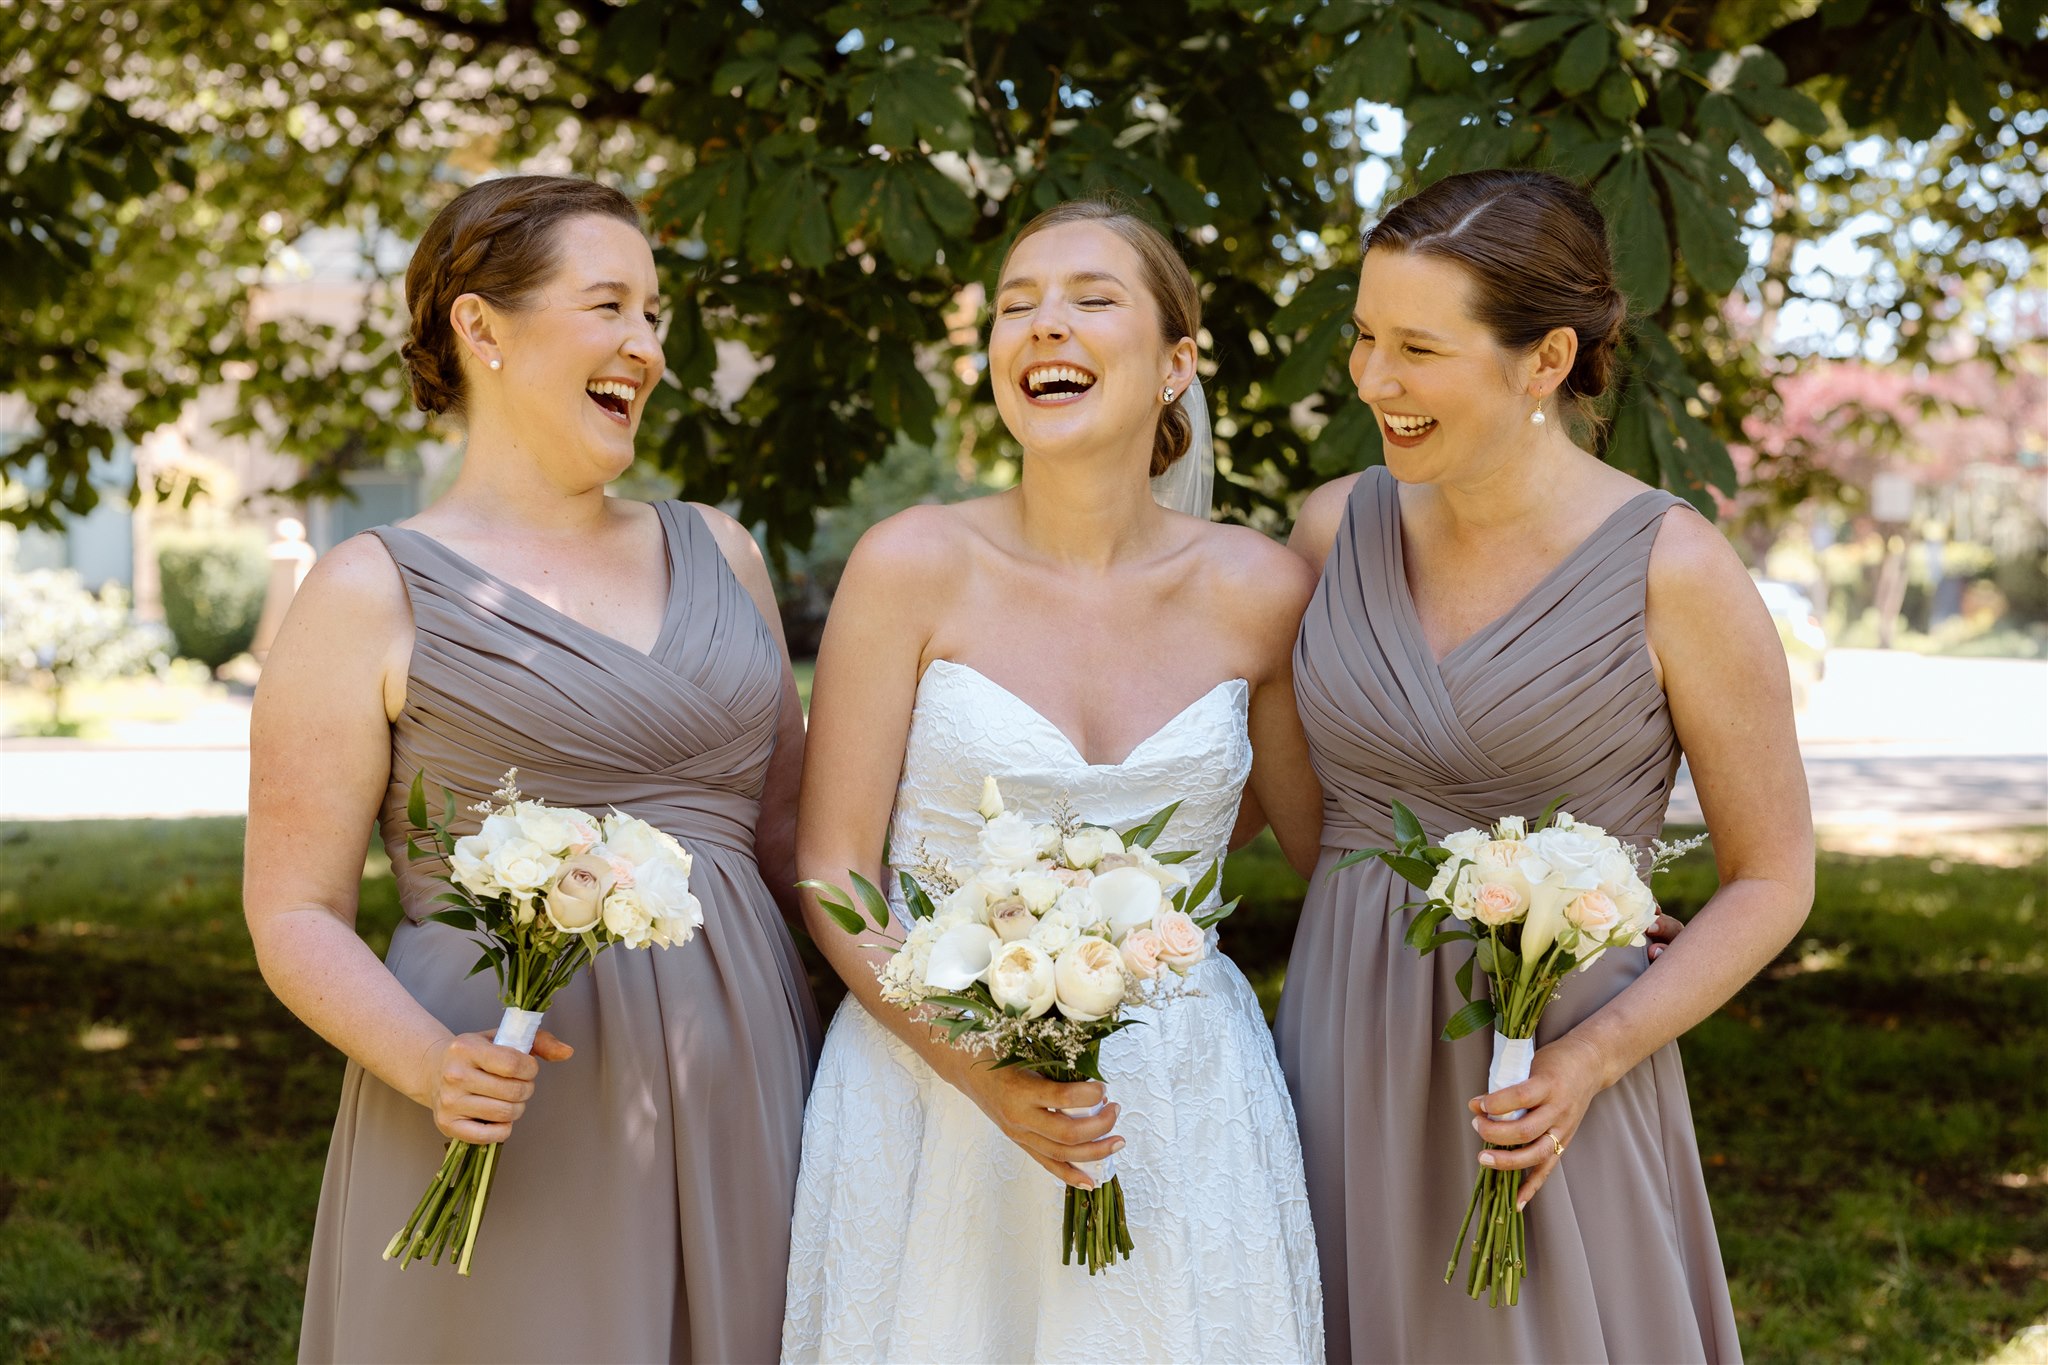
[1336,798,1703,1307]
[803,776,1233,1275]
[384,768,702,1276]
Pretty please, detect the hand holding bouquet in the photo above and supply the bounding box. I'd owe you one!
[1337,800,1702,1306]
[804,776,1234,1274]
[385,768,703,1275]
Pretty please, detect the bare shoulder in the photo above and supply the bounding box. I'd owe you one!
[291,531,411,632]
[843,500,978,588]
[686,501,768,574]
[1190,522,1319,662]
[1647,503,1754,610]
[1287,471,1366,567]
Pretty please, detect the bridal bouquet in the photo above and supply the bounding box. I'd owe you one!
[1337,800,1702,1306]
[804,777,1233,1274]
[385,768,702,1276]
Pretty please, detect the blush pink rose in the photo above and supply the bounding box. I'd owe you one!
[1473,881,1527,926]
[1120,927,1164,980]
[1564,889,1622,938]
[1049,867,1095,889]
[1153,910,1206,971]
[606,855,637,888]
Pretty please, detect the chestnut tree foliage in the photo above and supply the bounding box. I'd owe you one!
[3,0,2040,544]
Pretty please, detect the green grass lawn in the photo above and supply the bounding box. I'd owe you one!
[2,819,2043,1361]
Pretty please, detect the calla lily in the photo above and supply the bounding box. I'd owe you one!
[923,922,999,990]
[1519,881,1573,972]
[1088,867,1163,942]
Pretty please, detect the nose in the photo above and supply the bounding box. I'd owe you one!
[621,315,663,374]
[1030,302,1070,343]
[1350,338,1399,406]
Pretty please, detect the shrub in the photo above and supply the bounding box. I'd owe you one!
[157,530,266,672]
[0,566,167,731]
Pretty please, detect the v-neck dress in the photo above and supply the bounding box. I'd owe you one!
[298,501,822,1365]
[1279,467,1740,1362]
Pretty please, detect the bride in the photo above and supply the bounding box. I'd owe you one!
[781,199,1327,1363]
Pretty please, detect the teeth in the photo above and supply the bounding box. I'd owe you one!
[1025,365,1097,395]
[1385,414,1436,434]
[586,379,638,401]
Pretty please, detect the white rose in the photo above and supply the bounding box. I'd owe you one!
[1014,871,1063,913]
[924,923,999,991]
[1593,845,1642,896]
[1551,811,1578,831]
[1053,938,1128,1021]
[1062,827,1123,870]
[987,941,1058,1017]
[601,887,657,948]
[1056,886,1101,927]
[978,813,1042,871]
[479,811,524,848]
[1087,867,1163,942]
[940,879,994,927]
[977,776,1006,821]
[1526,827,1606,894]
[1495,815,1527,840]
[602,814,690,873]
[1032,823,1063,857]
[1427,858,1463,907]
[488,838,558,894]
[1442,829,1488,862]
[884,919,943,993]
[1027,908,1081,956]
[989,897,1036,943]
[513,800,583,854]
[449,834,497,895]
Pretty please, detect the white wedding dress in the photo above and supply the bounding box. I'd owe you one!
[782,659,1324,1364]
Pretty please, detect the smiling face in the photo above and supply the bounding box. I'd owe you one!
[463,214,664,486]
[989,221,1192,472]
[1349,247,1549,485]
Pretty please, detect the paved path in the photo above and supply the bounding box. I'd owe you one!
[3,651,2043,827]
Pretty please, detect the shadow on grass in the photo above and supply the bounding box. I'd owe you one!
[2,819,2042,1362]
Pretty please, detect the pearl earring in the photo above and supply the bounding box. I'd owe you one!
[1530,407,1546,426]
[1162,386,1176,403]
[488,358,502,371]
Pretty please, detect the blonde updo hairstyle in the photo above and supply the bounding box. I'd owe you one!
[999,200,1202,477]
[1364,168,1628,434]
[402,175,643,417]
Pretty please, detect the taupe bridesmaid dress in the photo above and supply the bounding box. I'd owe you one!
[1280,467,1740,1363]
[298,500,821,1364]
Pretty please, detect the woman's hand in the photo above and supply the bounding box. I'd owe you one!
[943,1057,1125,1190]
[418,1029,575,1144]
[1646,911,1684,962]
[1467,1032,1607,1210]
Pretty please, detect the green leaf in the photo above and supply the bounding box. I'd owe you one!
[407,770,428,832]
[1311,396,1383,478]
[1383,854,1440,891]
[1410,18,1470,92]
[1120,801,1183,850]
[1328,19,1413,106]
[1441,998,1497,1041]
[425,908,479,930]
[899,872,939,921]
[1454,952,1477,1000]
[1181,859,1222,915]
[701,157,753,262]
[1553,22,1612,97]
[796,879,865,936]
[921,991,989,1015]
[1392,800,1427,849]
[1404,903,1453,949]
[1329,845,1393,874]
[1601,151,1670,311]
[1597,66,1644,122]
[1194,896,1240,930]
[1656,159,1746,295]
[1150,849,1197,865]
[1269,312,1348,406]
[1498,14,1586,57]
[848,870,895,932]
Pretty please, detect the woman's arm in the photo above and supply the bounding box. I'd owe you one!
[798,509,1122,1189]
[242,536,567,1144]
[697,504,809,926]
[1222,532,1325,878]
[1472,507,1814,1204]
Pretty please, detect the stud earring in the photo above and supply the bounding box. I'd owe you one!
[1162,386,1176,403]
[1530,407,1546,426]
[488,358,502,371]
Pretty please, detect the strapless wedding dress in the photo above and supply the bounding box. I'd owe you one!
[782,659,1323,1363]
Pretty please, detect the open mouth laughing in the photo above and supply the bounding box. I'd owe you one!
[1379,410,1437,446]
[1021,363,1098,405]
[586,377,640,425]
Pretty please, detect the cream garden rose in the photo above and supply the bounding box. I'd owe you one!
[1151,909,1206,972]
[1053,938,1127,1021]
[544,854,613,933]
[987,941,1058,1017]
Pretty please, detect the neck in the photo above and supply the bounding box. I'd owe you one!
[1011,438,1164,569]
[1428,423,1582,538]
[436,411,614,539]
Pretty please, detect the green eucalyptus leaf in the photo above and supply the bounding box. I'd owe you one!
[1441,998,1497,1041]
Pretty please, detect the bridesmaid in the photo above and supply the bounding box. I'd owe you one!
[1280,167,1812,1362]
[243,175,821,1363]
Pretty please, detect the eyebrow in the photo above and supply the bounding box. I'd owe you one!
[997,270,1129,293]
[1352,315,1451,344]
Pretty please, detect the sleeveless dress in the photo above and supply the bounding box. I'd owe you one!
[1280,468,1741,1363]
[298,501,822,1365]
[782,659,1324,1363]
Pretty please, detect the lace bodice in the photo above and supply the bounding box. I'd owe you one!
[885,660,1252,914]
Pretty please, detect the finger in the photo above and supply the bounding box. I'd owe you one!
[439,1116,514,1145]
[449,1093,526,1125]
[1472,1102,1557,1150]
[1652,912,1683,942]
[1019,1101,1120,1145]
[1647,943,1665,962]
[449,1034,543,1082]
[1025,1148,1096,1190]
[1517,1158,1559,1209]
[449,1066,536,1105]
[530,1029,575,1062]
[1468,1079,1548,1122]
[1030,1075,1106,1110]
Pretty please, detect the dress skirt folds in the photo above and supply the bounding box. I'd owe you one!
[297,502,821,1364]
[1278,468,1742,1363]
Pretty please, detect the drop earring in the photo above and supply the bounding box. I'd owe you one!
[1530,407,1545,426]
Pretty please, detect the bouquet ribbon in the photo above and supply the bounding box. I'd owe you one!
[1486,1033,1535,1122]
[1060,1095,1117,1184]
[493,1007,546,1054]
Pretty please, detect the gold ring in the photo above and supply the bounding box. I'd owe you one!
[1547,1129,1564,1157]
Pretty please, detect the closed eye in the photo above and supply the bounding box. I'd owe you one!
[1405,345,1433,356]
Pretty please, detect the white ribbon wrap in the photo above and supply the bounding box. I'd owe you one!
[1059,1096,1117,1184]
[493,1006,545,1054]
[1487,1032,1536,1122]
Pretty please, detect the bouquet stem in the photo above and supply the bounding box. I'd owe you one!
[1050,1050,1134,1275]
